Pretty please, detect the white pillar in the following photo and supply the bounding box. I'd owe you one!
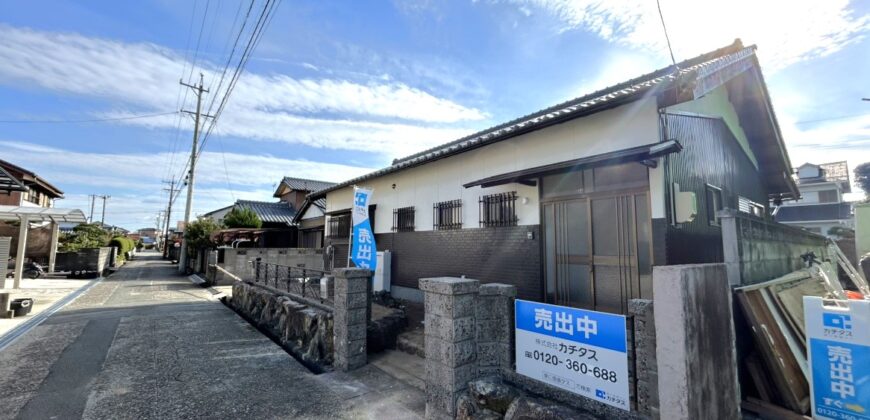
[48,221,59,273]
[13,215,29,289]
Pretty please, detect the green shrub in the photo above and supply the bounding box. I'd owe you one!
[108,236,136,262]
[184,218,222,254]
[59,223,110,252]
[223,207,263,229]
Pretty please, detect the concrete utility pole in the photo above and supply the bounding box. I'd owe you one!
[161,179,180,258]
[88,194,95,223]
[98,195,110,227]
[177,74,213,272]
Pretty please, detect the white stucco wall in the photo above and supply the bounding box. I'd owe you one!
[326,98,661,233]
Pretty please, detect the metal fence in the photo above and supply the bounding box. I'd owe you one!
[251,258,334,306]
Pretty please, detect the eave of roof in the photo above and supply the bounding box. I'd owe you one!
[0,159,64,197]
[309,40,753,200]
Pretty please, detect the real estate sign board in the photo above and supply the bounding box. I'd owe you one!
[805,296,870,420]
[349,186,376,271]
[514,299,630,411]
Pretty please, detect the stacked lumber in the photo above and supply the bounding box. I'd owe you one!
[735,264,843,415]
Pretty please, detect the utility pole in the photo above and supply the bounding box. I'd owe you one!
[97,195,110,227]
[161,179,180,258]
[88,194,95,223]
[177,74,214,272]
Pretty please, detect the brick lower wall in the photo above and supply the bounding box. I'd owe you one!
[375,225,542,301]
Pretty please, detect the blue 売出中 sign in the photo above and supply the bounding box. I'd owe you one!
[805,296,870,420]
[514,299,630,411]
[349,187,376,271]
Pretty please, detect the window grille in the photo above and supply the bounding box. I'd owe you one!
[392,206,415,232]
[433,200,462,230]
[738,196,765,218]
[326,214,350,238]
[479,191,518,227]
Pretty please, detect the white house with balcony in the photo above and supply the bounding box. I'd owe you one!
[775,161,854,236]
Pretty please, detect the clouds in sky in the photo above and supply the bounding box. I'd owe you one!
[511,0,868,71]
[0,140,374,226]
[0,25,483,159]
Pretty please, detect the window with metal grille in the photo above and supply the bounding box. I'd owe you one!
[738,196,765,218]
[392,206,415,232]
[326,213,350,238]
[433,199,462,230]
[479,191,518,227]
[818,190,838,203]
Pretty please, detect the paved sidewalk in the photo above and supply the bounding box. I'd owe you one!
[0,251,424,419]
[0,277,94,336]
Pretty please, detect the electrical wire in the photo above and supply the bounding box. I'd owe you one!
[0,111,179,124]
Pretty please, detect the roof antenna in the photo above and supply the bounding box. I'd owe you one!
[656,0,678,69]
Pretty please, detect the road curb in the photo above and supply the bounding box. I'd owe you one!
[0,276,103,352]
[187,274,226,300]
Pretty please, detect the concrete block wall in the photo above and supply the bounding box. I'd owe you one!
[217,248,325,284]
[420,277,480,419]
[475,283,515,378]
[653,264,739,420]
[720,209,829,285]
[629,299,658,417]
[333,268,371,371]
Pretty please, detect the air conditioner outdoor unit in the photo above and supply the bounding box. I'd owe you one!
[373,251,391,292]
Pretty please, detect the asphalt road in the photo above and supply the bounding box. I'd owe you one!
[0,252,365,419]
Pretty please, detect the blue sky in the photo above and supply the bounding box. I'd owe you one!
[0,0,868,230]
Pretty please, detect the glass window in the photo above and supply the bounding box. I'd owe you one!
[542,171,583,198]
[592,198,617,256]
[818,190,838,203]
[593,163,648,191]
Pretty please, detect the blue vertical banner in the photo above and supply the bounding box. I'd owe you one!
[350,186,377,271]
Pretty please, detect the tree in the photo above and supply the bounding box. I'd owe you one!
[223,207,263,229]
[856,162,870,201]
[184,218,222,253]
[59,223,110,252]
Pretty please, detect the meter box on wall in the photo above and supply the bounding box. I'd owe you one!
[514,299,630,411]
[804,296,870,420]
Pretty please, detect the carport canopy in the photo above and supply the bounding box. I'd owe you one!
[0,206,87,289]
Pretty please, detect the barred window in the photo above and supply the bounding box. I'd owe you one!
[433,199,462,230]
[326,213,350,238]
[738,196,765,218]
[392,206,415,232]
[479,192,518,227]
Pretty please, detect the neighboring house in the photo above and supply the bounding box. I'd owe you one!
[309,40,798,313]
[201,204,234,225]
[94,222,129,235]
[273,177,336,212]
[292,197,328,248]
[0,159,64,208]
[774,161,854,236]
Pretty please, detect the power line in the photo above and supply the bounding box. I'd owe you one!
[655,0,678,68]
[793,112,870,126]
[0,111,178,124]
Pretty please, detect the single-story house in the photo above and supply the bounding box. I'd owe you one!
[309,40,798,312]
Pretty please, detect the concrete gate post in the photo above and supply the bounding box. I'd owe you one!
[475,283,516,377]
[653,264,739,420]
[420,277,480,419]
[333,268,372,372]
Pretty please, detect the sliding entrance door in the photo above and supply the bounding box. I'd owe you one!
[542,199,592,308]
[542,164,652,314]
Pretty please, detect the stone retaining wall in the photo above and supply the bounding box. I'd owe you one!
[228,281,334,370]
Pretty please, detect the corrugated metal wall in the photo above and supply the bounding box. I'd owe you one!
[662,113,769,265]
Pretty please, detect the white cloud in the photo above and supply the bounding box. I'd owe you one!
[508,0,869,70]
[0,140,375,229]
[0,25,485,158]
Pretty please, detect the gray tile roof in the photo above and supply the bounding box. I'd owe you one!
[235,200,296,225]
[310,40,763,200]
[280,177,336,192]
